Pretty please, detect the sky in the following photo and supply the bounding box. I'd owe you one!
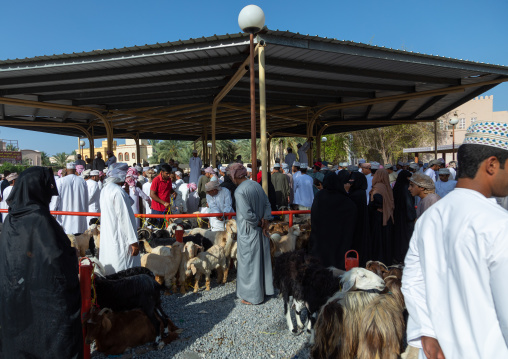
[1,0,507,155]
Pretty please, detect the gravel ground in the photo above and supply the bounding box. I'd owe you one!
[90,271,312,359]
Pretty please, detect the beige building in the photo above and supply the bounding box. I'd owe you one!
[404,95,508,162]
[77,139,153,164]
[21,149,42,166]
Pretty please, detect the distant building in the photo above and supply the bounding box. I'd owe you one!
[21,149,42,166]
[404,95,508,162]
[0,139,41,165]
[77,139,153,164]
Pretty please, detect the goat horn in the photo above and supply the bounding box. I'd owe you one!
[98,308,112,316]
[384,275,398,281]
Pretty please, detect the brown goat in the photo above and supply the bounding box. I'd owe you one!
[269,221,289,236]
[357,293,405,359]
[384,266,403,280]
[383,275,405,309]
[85,309,179,355]
[311,291,380,359]
[366,260,389,278]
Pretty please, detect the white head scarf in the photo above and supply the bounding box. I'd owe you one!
[105,163,129,185]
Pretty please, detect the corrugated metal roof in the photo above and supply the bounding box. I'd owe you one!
[0,29,507,142]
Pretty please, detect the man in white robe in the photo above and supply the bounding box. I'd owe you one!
[230,163,273,305]
[424,159,440,182]
[99,163,140,275]
[297,140,311,165]
[292,161,301,181]
[0,173,17,221]
[84,170,101,225]
[284,148,296,174]
[53,163,88,234]
[447,161,457,180]
[189,149,202,185]
[360,162,373,204]
[293,165,314,210]
[434,168,457,198]
[402,119,508,359]
[205,180,234,231]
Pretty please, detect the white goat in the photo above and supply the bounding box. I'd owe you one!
[67,224,101,257]
[177,241,202,294]
[271,225,301,256]
[141,242,183,293]
[186,244,227,293]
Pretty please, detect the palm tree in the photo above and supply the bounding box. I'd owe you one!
[40,151,51,166]
[6,144,19,151]
[53,152,70,167]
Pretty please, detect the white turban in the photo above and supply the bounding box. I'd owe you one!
[66,162,76,169]
[82,169,92,177]
[105,162,129,185]
[90,170,100,176]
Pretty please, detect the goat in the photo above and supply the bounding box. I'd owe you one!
[85,308,179,355]
[366,260,389,278]
[138,227,154,242]
[273,250,322,334]
[214,219,237,277]
[357,292,405,359]
[104,266,155,281]
[188,227,217,243]
[183,233,214,251]
[295,222,311,251]
[94,274,169,338]
[271,225,301,256]
[141,242,183,293]
[310,268,386,358]
[186,244,227,293]
[177,241,202,294]
[167,223,183,237]
[312,290,381,359]
[67,223,101,257]
[269,221,289,236]
[384,265,404,280]
[139,240,172,256]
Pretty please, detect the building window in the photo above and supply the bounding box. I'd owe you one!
[459,118,466,129]
[125,152,129,161]
[438,120,445,130]
[118,153,123,161]
[471,117,477,123]
[132,152,136,159]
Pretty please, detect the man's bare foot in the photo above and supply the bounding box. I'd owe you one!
[241,299,252,305]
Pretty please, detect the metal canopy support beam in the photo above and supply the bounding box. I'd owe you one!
[259,43,268,195]
[1,55,247,87]
[211,43,260,168]
[266,58,460,85]
[266,73,415,92]
[0,96,114,152]
[0,69,237,97]
[306,77,508,138]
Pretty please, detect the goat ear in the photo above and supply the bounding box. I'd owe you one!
[102,315,112,333]
[191,264,197,275]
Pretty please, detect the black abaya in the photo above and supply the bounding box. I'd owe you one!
[0,167,83,359]
[368,193,394,265]
[309,172,357,270]
[348,172,371,267]
[392,170,416,263]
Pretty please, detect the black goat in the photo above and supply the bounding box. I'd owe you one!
[273,250,341,337]
[273,250,318,334]
[94,274,168,337]
[104,267,156,281]
[183,234,213,251]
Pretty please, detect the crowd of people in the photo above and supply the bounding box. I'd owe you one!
[1,117,508,358]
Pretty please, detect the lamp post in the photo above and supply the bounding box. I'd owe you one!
[79,140,85,159]
[207,142,212,166]
[238,4,265,181]
[449,112,459,161]
[321,136,327,162]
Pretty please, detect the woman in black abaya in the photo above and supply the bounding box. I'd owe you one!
[0,167,83,358]
[348,171,371,267]
[308,171,357,270]
[392,169,416,263]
